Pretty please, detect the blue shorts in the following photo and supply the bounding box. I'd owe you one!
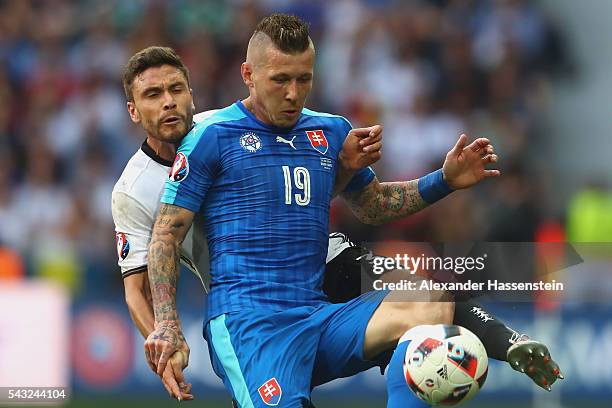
[386,339,430,408]
[204,290,390,407]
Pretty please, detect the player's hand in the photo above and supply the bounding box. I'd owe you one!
[339,125,383,172]
[161,350,194,401]
[442,133,500,190]
[507,340,564,391]
[144,321,189,377]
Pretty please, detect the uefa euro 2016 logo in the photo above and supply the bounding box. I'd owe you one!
[240,132,262,153]
[170,152,189,182]
[115,232,130,260]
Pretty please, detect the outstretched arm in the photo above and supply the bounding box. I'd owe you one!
[144,204,195,378]
[342,134,500,225]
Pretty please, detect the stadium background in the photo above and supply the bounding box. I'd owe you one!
[0,0,611,407]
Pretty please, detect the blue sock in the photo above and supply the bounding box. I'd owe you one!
[386,339,430,408]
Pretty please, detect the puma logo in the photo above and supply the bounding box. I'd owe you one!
[276,135,296,150]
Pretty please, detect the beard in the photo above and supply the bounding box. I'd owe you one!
[143,116,189,143]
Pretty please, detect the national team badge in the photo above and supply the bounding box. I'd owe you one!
[258,378,282,406]
[240,132,262,153]
[115,232,130,260]
[169,152,189,182]
[305,130,328,155]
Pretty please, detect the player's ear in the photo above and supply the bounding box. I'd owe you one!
[241,62,254,88]
[189,89,195,111]
[127,101,140,123]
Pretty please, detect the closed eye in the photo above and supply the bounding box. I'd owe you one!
[271,75,289,84]
[298,75,312,83]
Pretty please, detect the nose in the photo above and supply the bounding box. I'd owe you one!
[285,80,298,102]
[162,90,177,110]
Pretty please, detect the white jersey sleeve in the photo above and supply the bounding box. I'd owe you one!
[111,124,215,292]
[112,191,153,277]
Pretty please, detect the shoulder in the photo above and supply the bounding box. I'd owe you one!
[112,150,167,217]
[111,190,153,229]
[193,109,221,124]
[180,104,248,155]
[113,150,154,195]
[301,107,352,130]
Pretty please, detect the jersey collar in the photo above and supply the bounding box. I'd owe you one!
[141,140,174,167]
[235,100,301,133]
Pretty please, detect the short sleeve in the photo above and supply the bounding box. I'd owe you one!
[161,124,220,212]
[111,191,153,277]
[336,116,377,193]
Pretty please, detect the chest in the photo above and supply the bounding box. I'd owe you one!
[217,129,339,206]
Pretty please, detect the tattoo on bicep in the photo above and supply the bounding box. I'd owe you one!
[155,204,184,228]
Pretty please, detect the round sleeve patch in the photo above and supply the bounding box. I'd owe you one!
[170,152,189,182]
[115,232,130,260]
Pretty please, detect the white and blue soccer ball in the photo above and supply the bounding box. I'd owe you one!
[403,325,488,406]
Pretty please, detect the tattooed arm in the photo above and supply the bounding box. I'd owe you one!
[341,134,502,225]
[125,270,194,400]
[144,204,195,377]
[341,177,428,225]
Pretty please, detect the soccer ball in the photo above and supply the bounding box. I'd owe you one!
[403,325,488,406]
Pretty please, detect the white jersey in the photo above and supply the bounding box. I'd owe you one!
[111,111,217,290]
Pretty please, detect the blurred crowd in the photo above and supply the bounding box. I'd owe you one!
[0,0,571,294]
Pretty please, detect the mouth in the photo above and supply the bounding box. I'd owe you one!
[161,115,182,126]
[282,109,298,116]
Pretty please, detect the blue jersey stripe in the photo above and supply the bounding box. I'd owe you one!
[209,314,255,408]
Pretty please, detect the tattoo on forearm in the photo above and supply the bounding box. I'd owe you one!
[148,204,186,324]
[382,184,404,211]
[344,177,428,225]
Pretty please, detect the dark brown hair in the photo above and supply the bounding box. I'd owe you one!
[253,14,311,54]
[122,46,190,101]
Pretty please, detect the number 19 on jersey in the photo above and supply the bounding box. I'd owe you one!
[282,165,310,206]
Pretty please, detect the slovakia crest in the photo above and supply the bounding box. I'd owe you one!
[170,152,189,182]
[240,132,262,153]
[305,130,328,155]
[258,378,282,406]
[116,232,130,260]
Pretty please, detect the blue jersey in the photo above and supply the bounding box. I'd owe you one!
[162,101,375,320]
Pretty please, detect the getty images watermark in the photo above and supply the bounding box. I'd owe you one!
[357,242,573,300]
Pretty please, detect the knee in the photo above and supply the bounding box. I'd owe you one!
[428,300,454,326]
[424,289,454,325]
[390,300,455,338]
[364,297,455,359]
